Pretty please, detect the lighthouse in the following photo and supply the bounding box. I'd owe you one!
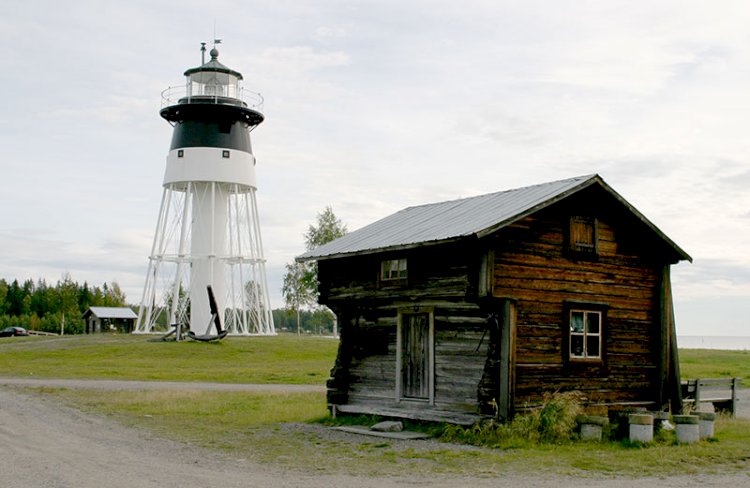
[135,43,275,336]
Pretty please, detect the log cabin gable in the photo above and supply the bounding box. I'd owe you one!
[482,184,684,269]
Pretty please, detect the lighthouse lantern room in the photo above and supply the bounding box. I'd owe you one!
[136,43,274,336]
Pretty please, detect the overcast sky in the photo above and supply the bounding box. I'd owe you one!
[1,1,748,336]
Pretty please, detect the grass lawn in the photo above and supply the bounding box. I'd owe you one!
[679,349,750,387]
[2,335,749,477]
[0,334,338,384]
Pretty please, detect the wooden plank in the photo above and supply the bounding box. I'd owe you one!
[334,403,484,426]
[682,377,739,416]
[498,298,516,421]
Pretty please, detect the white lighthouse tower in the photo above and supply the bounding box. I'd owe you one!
[135,43,275,336]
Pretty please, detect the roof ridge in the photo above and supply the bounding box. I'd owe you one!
[401,174,598,211]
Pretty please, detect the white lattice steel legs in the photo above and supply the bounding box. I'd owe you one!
[135,181,275,335]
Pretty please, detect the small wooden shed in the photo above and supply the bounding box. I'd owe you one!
[298,174,691,425]
[83,307,138,334]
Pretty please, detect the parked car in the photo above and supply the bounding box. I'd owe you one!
[0,326,28,337]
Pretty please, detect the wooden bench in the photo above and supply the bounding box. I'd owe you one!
[682,378,740,417]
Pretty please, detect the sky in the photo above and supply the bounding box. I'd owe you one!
[1,1,748,336]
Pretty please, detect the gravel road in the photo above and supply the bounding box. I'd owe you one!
[1,381,748,487]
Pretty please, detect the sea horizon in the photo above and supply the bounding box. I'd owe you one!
[678,335,750,351]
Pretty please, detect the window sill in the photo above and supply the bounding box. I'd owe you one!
[379,278,408,287]
[565,250,600,262]
[569,357,602,363]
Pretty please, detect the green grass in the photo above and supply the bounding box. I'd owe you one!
[0,334,338,384]
[3,336,750,477]
[679,349,750,387]
[2,335,745,387]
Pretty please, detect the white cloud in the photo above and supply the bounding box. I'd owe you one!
[1,1,750,336]
[256,45,349,77]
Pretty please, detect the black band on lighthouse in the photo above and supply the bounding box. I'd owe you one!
[161,101,263,152]
[170,120,252,152]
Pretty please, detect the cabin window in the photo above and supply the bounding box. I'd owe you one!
[396,310,434,403]
[569,309,602,360]
[381,258,407,281]
[569,216,597,256]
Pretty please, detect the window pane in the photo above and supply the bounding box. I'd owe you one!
[571,334,584,357]
[587,335,600,358]
[382,259,407,280]
[586,312,600,333]
[570,311,584,332]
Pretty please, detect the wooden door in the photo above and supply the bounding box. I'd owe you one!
[401,313,430,399]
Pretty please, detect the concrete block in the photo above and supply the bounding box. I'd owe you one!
[628,413,653,443]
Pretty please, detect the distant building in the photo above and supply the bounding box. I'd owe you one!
[298,174,691,425]
[83,307,138,334]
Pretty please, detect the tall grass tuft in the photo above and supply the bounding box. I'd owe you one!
[440,391,584,448]
[533,390,584,442]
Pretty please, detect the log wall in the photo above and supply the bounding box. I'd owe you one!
[491,192,664,409]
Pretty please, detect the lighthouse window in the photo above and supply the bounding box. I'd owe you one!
[177,150,184,158]
[222,150,230,158]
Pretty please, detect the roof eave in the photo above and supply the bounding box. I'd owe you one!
[296,236,469,262]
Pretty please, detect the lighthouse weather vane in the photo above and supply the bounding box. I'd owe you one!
[135,43,274,337]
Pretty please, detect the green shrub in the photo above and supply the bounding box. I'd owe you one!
[439,391,584,448]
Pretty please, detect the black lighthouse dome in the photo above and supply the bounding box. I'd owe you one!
[159,46,264,152]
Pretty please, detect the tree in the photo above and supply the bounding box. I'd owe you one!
[281,262,314,334]
[302,206,347,293]
[102,282,127,307]
[0,279,7,315]
[0,274,131,334]
[282,206,347,334]
[304,206,348,250]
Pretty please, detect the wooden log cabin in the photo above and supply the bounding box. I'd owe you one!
[298,175,691,425]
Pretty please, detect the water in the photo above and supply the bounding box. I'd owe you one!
[678,336,750,350]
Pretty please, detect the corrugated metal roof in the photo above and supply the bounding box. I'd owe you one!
[298,174,692,263]
[85,307,138,320]
[298,175,594,260]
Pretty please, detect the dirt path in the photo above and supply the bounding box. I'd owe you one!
[1,382,748,487]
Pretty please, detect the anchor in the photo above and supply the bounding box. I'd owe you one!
[187,285,229,342]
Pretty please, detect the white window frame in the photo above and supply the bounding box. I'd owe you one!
[569,309,602,360]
